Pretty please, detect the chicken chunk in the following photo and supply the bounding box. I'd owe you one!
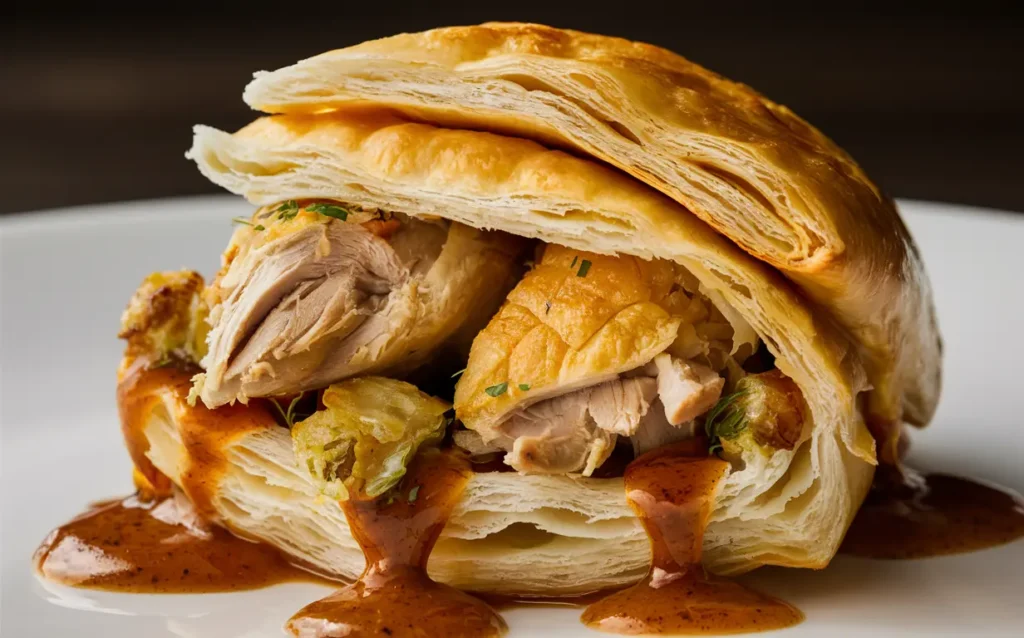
[588,377,658,435]
[653,353,725,425]
[193,210,520,408]
[500,389,617,475]
[462,355,728,475]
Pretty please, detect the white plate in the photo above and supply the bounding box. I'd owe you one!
[1,197,1022,637]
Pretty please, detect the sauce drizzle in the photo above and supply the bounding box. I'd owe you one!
[842,464,1024,559]
[117,360,278,519]
[34,493,318,593]
[286,449,506,638]
[582,440,802,635]
[50,362,1024,634]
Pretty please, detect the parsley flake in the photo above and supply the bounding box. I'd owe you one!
[577,260,592,277]
[273,200,300,221]
[704,390,748,455]
[232,217,265,231]
[570,255,579,268]
[485,383,508,397]
[269,391,308,428]
[307,202,350,221]
[518,383,531,392]
[408,485,421,503]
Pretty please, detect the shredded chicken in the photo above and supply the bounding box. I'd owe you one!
[196,216,449,408]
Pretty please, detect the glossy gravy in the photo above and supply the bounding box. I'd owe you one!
[36,362,324,593]
[286,449,506,638]
[842,463,1024,559]
[35,362,1024,636]
[117,360,277,517]
[582,440,802,635]
[34,493,315,592]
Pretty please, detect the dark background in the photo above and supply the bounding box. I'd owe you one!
[4,4,1023,215]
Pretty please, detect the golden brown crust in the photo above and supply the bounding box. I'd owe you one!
[189,109,875,461]
[454,245,682,429]
[118,270,207,368]
[243,21,941,434]
[188,105,878,573]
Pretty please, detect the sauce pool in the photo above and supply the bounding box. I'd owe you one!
[842,464,1024,559]
[37,363,1024,636]
[581,440,802,635]
[34,493,321,593]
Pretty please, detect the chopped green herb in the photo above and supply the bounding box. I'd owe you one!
[274,200,300,221]
[408,485,421,503]
[518,383,531,392]
[485,383,509,397]
[232,217,265,231]
[269,391,308,428]
[577,259,592,278]
[704,390,748,455]
[570,255,579,268]
[285,391,308,427]
[306,202,350,221]
[451,368,466,379]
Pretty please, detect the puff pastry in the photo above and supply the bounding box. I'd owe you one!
[179,102,886,578]
[101,23,947,593]
[130,362,853,590]
[240,22,941,437]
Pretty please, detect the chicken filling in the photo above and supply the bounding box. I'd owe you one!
[455,352,733,475]
[456,352,807,476]
[194,202,455,407]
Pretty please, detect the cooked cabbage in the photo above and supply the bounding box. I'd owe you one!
[292,377,450,500]
[718,370,808,456]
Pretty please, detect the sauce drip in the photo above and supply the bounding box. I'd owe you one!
[842,464,1024,559]
[34,493,318,593]
[582,440,802,635]
[117,360,277,519]
[286,449,506,638]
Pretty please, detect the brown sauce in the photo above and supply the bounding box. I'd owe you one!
[45,360,1022,634]
[842,463,1024,559]
[286,448,506,637]
[35,360,327,594]
[34,493,319,593]
[581,440,802,635]
[117,359,277,518]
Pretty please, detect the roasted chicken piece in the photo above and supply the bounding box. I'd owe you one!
[454,245,757,475]
[192,201,522,408]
